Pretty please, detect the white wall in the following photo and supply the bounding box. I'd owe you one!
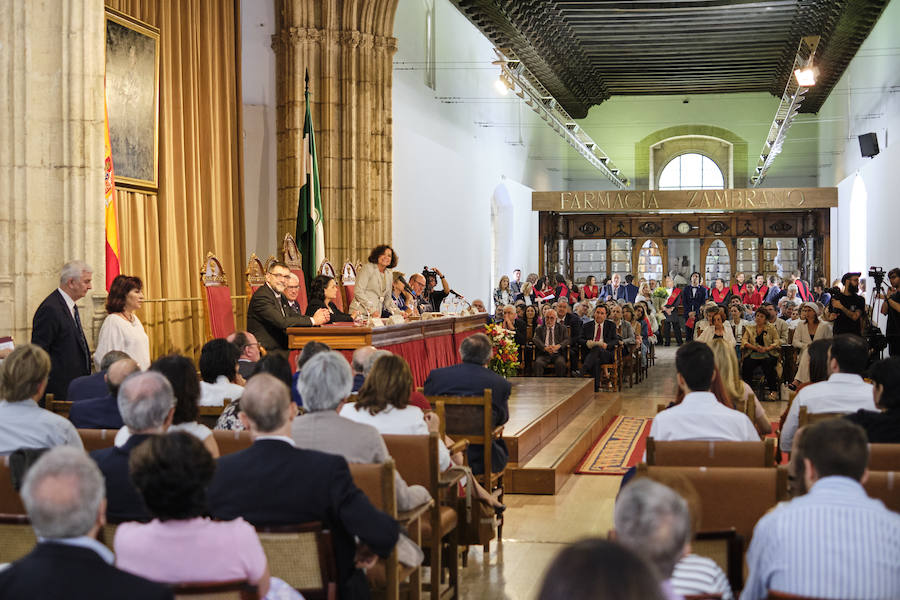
[240,1,278,261]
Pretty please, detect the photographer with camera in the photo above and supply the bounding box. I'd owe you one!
[414,266,451,313]
[878,268,900,356]
[830,272,866,336]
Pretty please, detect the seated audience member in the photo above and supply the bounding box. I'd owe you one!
[198,338,244,406]
[307,273,354,322]
[471,298,487,313]
[780,334,876,452]
[0,447,171,600]
[581,305,618,392]
[215,349,301,431]
[650,342,758,442]
[537,538,664,600]
[0,344,83,456]
[289,340,331,408]
[502,304,527,347]
[226,330,261,380]
[557,300,583,370]
[764,302,790,347]
[742,420,900,600]
[351,345,378,392]
[209,371,399,599]
[91,371,175,523]
[67,350,131,402]
[741,307,782,401]
[116,432,300,600]
[494,275,514,316]
[709,340,770,435]
[290,351,431,511]
[283,272,303,315]
[423,333,511,475]
[69,358,140,429]
[844,356,900,443]
[516,281,536,306]
[696,307,735,346]
[532,308,569,376]
[613,479,692,600]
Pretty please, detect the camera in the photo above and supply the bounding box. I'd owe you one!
[422,266,438,281]
[868,266,885,291]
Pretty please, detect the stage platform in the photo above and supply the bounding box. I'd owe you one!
[502,378,621,495]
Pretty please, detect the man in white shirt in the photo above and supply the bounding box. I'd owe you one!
[780,334,876,452]
[649,342,759,443]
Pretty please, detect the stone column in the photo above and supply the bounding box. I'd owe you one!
[0,0,106,344]
[273,0,399,268]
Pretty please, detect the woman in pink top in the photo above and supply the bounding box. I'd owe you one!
[114,432,299,599]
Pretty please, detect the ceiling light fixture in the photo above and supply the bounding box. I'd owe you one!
[794,66,817,87]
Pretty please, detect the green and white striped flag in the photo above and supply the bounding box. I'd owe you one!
[297,70,325,286]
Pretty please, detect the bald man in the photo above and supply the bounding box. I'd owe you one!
[350,345,377,392]
[69,359,140,429]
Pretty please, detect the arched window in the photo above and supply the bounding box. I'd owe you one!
[658,153,724,190]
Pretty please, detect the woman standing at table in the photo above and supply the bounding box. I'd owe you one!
[307,274,354,323]
[94,275,151,370]
[351,244,401,318]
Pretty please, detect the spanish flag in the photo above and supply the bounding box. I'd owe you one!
[104,91,121,291]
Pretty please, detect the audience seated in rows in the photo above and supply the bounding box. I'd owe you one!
[740,307,782,401]
[226,330,260,380]
[844,356,900,443]
[198,338,244,407]
[650,342,758,443]
[613,478,692,600]
[537,538,665,600]
[91,371,175,523]
[69,358,139,430]
[0,344,83,456]
[208,371,399,600]
[116,432,300,599]
[742,419,900,599]
[0,447,172,599]
[780,334,875,452]
[67,349,131,402]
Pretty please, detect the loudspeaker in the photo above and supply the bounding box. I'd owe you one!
[858,132,879,158]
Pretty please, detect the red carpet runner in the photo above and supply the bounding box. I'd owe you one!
[576,416,653,475]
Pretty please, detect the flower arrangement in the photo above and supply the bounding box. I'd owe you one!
[652,286,670,299]
[484,323,521,378]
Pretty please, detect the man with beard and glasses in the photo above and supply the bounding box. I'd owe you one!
[830,272,866,336]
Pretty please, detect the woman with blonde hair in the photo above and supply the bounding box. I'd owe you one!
[493,275,512,316]
[708,340,771,435]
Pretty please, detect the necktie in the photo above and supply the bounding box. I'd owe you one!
[594,322,602,342]
[277,294,285,317]
[73,304,91,372]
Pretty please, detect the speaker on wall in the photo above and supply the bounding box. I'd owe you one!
[858,132,879,158]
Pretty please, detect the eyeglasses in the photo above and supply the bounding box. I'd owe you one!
[286,285,301,290]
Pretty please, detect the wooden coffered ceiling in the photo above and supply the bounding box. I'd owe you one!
[449,0,890,118]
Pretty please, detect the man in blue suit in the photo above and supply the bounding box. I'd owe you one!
[678,272,708,341]
[67,350,132,402]
[69,358,139,430]
[423,333,511,475]
[600,273,628,302]
[623,274,640,303]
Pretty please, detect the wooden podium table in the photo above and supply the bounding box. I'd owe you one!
[287,313,488,385]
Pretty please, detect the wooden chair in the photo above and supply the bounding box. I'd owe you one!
[197,399,232,429]
[645,438,776,468]
[319,259,343,311]
[429,389,504,550]
[599,345,621,392]
[0,459,26,514]
[245,253,266,297]
[171,579,258,599]
[201,252,236,339]
[864,470,899,513]
[384,432,458,600]
[282,233,308,314]
[766,591,827,600]
[0,514,36,563]
[212,430,254,456]
[45,394,73,419]
[78,428,117,452]
[341,260,358,311]
[868,444,900,471]
[255,522,338,600]
[798,406,848,427]
[693,529,744,593]
[348,460,417,600]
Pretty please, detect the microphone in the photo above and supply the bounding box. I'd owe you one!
[449,289,464,299]
[397,275,416,297]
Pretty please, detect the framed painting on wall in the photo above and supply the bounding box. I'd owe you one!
[105,7,160,191]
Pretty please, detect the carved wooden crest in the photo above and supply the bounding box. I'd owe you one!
[638,221,661,236]
[738,220,757,236]
[281,233,303,270]
[769,220,793,234]
[706,220,729,235]
[578,221,600,236]
[319,259,336,278]
[342,260,358,285]
[201,252,228,286]
[612,221,629,237]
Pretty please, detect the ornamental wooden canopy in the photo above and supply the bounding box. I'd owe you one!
[449,0,890,118]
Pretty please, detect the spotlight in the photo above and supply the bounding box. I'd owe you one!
[494,77,508,95]
[794,67,816,87]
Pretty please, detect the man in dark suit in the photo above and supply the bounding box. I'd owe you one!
[580,305,620,392]
[283,272,304,314]
[532,309,570,376]
[90,371,175,523]
[208,373,399,600]
[0,446,172,599]
[678,272,708,341]
[599,273,628,302]
[424,333,512,475]
[31,261,94,400]
[69,358,139,429]
[226,330,261,379]
[67,350,132,402]
[623,274,640,303]
[556,301,582,374]
[246,261,330,355]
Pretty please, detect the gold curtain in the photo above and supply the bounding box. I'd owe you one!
[105,0,245,361]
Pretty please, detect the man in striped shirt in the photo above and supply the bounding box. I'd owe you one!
[742,419,900,600]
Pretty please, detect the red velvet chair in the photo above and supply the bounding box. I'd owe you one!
[318,259,343,311]
[282,233,308,314]
[201,252,236,339]
[341,261,358,310]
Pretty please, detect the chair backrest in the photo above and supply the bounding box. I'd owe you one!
[282,234,309,314]
[341,261,357,308]
[318,260,343,311]
[201,252,236,339]
[798,406,848,427]
[78,428,117,452]
[171,579,258,599]
[636,464,787,542]
[0,514,36,563]
[382,433,441,497]
[864,470,899,513]
[645,438,775,468]
[211,430,253,456]
[197,399,232,428]
[45,395,73,419]
[245,253,266,296]
[0,460,26,514]
[348,460,400,598]
[263,255,277,273]
[868,444,900,471]
[428,389,494,481]
[255,522,338,600]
